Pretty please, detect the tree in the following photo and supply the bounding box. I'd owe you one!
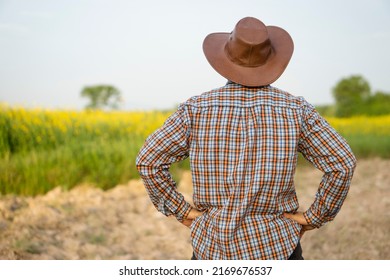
[332,75,371,117]
[366,91,390,116]
[81,85,122,110]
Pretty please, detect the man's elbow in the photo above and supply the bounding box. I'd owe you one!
[135,151,148,175]
[347,153,357,172]
[136,152,157,178]
[341,152,357,178]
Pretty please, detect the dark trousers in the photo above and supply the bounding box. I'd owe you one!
[191,241,304,260]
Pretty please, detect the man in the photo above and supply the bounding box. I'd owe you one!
[136,17,356,260]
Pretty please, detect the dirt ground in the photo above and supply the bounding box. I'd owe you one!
[0,158,389,260]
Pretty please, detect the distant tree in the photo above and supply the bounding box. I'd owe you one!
[366,91,390,116]
[332,75,371,117]
[81,85,122,110]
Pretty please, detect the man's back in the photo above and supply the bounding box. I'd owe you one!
[136,82,356,259]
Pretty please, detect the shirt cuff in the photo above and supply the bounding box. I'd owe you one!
[175,201,193,223]
[303,208,323,228]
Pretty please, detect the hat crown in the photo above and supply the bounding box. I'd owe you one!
[202,16,293,86]
[225,17,273,67]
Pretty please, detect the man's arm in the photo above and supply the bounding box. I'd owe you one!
[136,105,194,223]
[295,99,357,229]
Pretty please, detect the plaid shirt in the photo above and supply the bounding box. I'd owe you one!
[136,82,356,259]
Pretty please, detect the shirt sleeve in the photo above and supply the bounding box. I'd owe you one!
[298,99,357,228]
[135,105,192,222]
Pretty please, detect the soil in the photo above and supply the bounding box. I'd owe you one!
[0,158,389,260]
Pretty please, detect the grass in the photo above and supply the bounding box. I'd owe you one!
[0,138,142,195]
[340,134,390,158]
[0,133,189,196]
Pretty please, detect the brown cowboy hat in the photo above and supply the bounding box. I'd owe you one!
[203,17,294,87]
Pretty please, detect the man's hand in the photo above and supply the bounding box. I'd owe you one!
[182,208,203,228]
[284,212,316,238]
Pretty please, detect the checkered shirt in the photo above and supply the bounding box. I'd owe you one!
[136,82,356,259]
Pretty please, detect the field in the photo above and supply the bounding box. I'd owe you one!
[1,106,389,196]
[0,159,389,259]
[0,107,174,195]
[0,106,389,259]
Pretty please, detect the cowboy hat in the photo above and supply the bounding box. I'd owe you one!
[203,17,294,87]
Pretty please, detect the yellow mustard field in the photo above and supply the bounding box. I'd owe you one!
[326,115,390,136]
[2,106,389,155]
[0,106,171,155]
[1,106,389,195]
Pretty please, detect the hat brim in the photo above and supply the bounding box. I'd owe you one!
[203,26,294,87]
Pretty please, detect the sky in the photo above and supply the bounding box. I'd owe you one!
[0,0,389,110]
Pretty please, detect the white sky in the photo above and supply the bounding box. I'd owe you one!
[1,0,389,110]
